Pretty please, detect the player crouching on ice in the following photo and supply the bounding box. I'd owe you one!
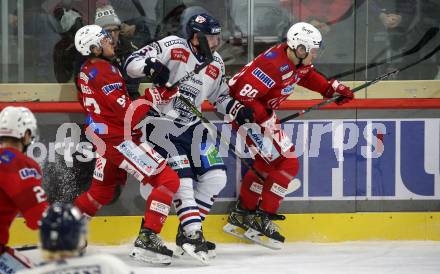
[73,25,180,265]
[18,203,135,274]
[223,22,354,249]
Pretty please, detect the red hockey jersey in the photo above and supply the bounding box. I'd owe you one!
[0,147,48,246]
[228,43,331,123]
[77,58,149,142]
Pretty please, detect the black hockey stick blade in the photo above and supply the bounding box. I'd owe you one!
[15,245,38,251]
[280,43,440,123]
[330,27,439,79]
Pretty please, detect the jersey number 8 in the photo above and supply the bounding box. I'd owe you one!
[239,84,258,98]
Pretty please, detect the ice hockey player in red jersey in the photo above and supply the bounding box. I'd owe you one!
[223,22,354,249]
[73,25,180,265]
[0,106,48,272]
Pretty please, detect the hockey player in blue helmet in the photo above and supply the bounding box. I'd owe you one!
[19,203,135,273]
[125,12,236,265]
[39,203,87,259]
[186,13,222,59]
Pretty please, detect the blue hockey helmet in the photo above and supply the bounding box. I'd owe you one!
[186,13,221,39]
[40,203,86,253]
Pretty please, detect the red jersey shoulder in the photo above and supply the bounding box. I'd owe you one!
[252,43,294,83]
[0,148,41,179]
[79,59,124,96]
[80,59,121,82]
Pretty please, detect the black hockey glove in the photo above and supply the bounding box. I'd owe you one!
[143,57,170,87]
[235,105,255,126]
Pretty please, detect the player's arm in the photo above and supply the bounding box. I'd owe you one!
[9,172,48,230]
[212,82,256,126]
[97,66,153,128]
[228,64,276,125]
[206,58,242,118]
[124,41,170,87]
[298,65,354,105]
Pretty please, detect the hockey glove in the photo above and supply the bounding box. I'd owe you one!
[325,79,354,105]
[235,105,255,126]
[143,58,170,87]
[144,86,179,105]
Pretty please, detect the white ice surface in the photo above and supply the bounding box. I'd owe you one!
[23,241,440,274]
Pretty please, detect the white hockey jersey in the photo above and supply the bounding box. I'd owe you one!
[17,253,134,274]
[125,36,233,125]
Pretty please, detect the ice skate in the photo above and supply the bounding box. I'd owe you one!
[130,228,173,266]
[243,209,285,250]
[175,229,209,265]
[223,201,253,241]
[175,225,216,259]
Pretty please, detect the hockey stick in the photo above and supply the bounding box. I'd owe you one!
[280,43,440,123]
[15,245,38,251]
[329,27,439,79]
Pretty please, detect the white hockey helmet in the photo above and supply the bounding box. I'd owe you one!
[0,106,37,140]
[286,22,322,53]
[74,24,108,56]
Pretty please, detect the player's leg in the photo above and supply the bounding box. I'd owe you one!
[114,140,179,266]
[194,140,227,221]
[243,154,299,249]
[193,168,227,258]
[74,155,126,217]
[259,155,299,214]
[173,176,210,264]
[130,164,179,265]
[223,157,270,239]
[172,129,225,264]
[171,157,209,264]
[190,135,228,258]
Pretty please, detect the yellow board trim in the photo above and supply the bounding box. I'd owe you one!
[8,213,440,246]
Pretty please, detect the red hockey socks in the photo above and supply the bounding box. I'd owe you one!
[259,157,299,213]
[143,166,179,233]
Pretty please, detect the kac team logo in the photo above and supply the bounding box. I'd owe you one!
[19,168,42,180]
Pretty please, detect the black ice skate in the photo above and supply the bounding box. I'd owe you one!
[243,209,285,250]
[175,225,216,259]
[130,228,173,265]
[175,229,209,265]
[223,201,253,241]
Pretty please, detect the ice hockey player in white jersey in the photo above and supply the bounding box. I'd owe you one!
[125,13,248,265]
[18,203,134,274]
